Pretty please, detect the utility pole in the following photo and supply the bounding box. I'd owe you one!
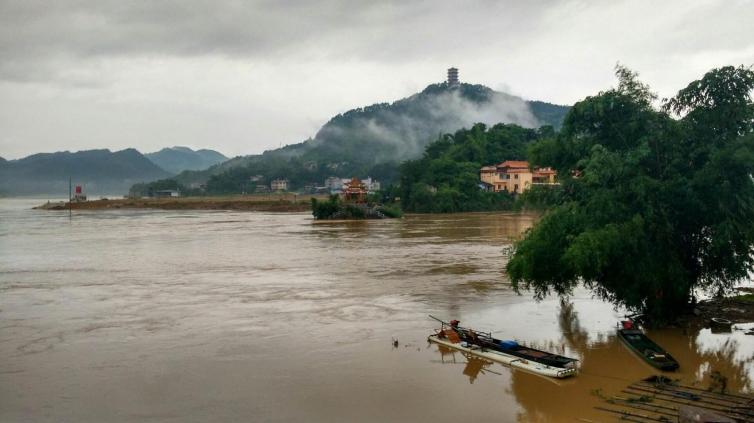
[68,176,72,218]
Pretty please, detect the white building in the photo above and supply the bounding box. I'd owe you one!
[362,177,381,192]
[153,189,180,198]
[324,176,343,192]
[270,179,288,192]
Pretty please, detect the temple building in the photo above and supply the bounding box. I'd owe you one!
[480,160,558,194]
[341,177,368,203]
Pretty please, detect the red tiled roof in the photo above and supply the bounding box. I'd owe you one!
[498,160,529,169]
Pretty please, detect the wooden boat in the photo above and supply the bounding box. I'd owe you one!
[617,319,679,371]
[427,316,578,379]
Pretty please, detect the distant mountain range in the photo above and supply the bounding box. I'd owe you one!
[0,147,226,196]
[145,146,227,174]
[169,82,570,192]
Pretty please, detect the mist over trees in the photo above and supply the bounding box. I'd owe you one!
[507,65,754,319]
[152,83,569,194]
[397,123,552,213]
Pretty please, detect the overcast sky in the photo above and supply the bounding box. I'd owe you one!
[1,0,752,159]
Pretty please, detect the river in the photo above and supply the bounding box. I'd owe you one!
[1,198,752,422]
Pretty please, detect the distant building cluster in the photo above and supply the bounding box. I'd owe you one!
[480,160,558,194]
[248,175,380,195]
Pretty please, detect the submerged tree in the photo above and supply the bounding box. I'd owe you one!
[507,65,754,320]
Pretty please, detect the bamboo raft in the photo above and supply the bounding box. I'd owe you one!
[595,376,754,422]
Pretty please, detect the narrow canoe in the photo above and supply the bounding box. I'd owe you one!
[617,328,679,371]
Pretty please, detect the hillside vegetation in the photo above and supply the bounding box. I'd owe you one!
[397,123,553,213]
[148,83,569,194]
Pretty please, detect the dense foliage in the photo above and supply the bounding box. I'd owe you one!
[397,123,552,213]
[311,195,402,220]
[507,65,754,319]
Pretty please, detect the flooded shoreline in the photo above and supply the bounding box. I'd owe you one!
[1,198,752,422]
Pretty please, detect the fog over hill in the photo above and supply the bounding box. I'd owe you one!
[170,82,570,190]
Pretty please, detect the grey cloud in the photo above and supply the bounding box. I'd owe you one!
[0,0,550,82]
[3,0,752,83]
[1,0,753,159]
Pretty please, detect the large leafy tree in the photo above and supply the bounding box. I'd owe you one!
[507,65,754,319]
[397,123,549,213]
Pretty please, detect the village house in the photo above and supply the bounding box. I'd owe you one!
[361,177,381,192]
[152,189,180,198]
[270,179,289,192]
[480,160,557,194]
[324,176,343,192]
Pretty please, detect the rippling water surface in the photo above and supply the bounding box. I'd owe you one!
[1,198,752,422]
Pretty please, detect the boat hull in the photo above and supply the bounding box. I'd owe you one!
[428,335,577,379]
[617,329,679,371]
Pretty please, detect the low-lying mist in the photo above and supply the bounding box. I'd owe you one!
[304,85,540,163]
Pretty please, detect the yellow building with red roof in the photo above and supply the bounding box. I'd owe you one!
[480,160,558,193]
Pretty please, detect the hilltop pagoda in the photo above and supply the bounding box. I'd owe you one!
[447,67,459,86]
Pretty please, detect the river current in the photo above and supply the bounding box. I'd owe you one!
[1,198,752,422]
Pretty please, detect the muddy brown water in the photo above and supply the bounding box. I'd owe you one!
[1,198,752,422]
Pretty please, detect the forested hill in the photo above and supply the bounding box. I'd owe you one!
[0,149,171,196]
[166,83,569,192]
[145,147,227,174]
[398,123,551,213]
[268,83,566,164]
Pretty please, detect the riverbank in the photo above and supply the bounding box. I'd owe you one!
[685,288,754,328]
[33,193,330,212]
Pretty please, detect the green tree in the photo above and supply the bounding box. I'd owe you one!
[507,65,754,320]
[397,123,538,213]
